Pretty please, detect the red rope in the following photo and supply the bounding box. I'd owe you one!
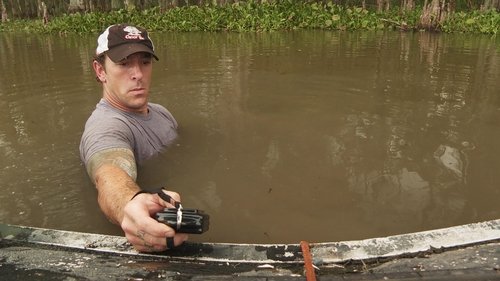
[300,241,317,281]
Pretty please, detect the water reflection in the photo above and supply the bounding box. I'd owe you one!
[0,31,499,243]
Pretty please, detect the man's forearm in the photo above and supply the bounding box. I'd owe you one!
[86,148,139,224]
[94,164,140,224]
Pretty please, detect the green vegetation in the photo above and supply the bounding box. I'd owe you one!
[441,9,500,33]
[0,1,498,34]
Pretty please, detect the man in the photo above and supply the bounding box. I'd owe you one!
[80,24,188,252]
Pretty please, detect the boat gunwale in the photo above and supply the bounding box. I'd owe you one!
[1,219,499,265]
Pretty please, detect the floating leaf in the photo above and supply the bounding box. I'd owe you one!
[465,18,475,25]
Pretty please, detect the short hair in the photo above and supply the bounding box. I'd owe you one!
[93,54,106,83]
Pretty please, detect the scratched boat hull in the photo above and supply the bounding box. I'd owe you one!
[1,219,499,264]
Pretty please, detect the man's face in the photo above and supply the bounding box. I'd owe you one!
[94,52,153,114]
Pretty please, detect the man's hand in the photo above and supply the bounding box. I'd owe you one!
[88,149,188,252]
[121,190,189,252]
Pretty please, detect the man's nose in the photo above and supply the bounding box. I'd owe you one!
[130,62,143,80]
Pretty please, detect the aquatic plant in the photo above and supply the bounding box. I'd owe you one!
[0,1,498,34]
[441,9,500,34]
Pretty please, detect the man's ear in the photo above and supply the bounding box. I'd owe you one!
[93,60,106,83]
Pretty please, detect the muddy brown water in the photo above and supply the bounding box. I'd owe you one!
[0,31,499,244]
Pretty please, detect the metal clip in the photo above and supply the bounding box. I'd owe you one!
[176,204,183,230]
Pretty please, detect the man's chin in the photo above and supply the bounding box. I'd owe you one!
[127,100,148,112]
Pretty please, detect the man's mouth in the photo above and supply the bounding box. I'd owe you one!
[130,87,145,94]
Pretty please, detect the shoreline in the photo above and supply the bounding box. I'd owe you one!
[1,3,498,34]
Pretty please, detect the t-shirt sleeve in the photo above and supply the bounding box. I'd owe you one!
[79,117,134,166]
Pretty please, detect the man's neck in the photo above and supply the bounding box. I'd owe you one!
[102,96,149,116]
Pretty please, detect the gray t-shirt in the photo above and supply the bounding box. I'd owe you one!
[79,99,178,166]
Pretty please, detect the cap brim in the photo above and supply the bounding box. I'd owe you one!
[106,43,159,62]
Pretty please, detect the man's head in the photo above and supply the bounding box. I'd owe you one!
[92,24,157,115]
[95,24,159,63]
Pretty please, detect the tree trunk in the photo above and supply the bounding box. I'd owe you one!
[378,0,389,12]
[466,0,474,9]
[158,0,167,12]
[419,0,449,31]
[111,0,123,10]
[37,0,41,17]
[1,0,7,22]
[41,1,48,24]
[95,0,109,12]
[124,0,135,10]
[168,0,179,8]
[482,0,500,10]
[79,0,93,12]
[402,0,415,11]
[449,0,456,12]
[482,0,491,10]
[68,0,85,12]
[8,0,17,18]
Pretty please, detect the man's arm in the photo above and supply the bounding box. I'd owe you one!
[87,148,139,224]
[87,148,188,251]
[86,147,138,183]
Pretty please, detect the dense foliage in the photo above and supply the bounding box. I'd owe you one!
[0,1,498,34]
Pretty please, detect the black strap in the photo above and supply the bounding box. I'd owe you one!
[156,188,181,209]
[130,190,149,201]
[166,236,175,249]
[130,188,181,209]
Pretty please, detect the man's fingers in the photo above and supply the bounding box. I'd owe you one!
[165,190,181,202]
[174,233,188,247]
[128,231,188,252]
[127,228,173,250]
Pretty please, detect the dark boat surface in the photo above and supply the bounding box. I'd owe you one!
[1,220,499,280]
